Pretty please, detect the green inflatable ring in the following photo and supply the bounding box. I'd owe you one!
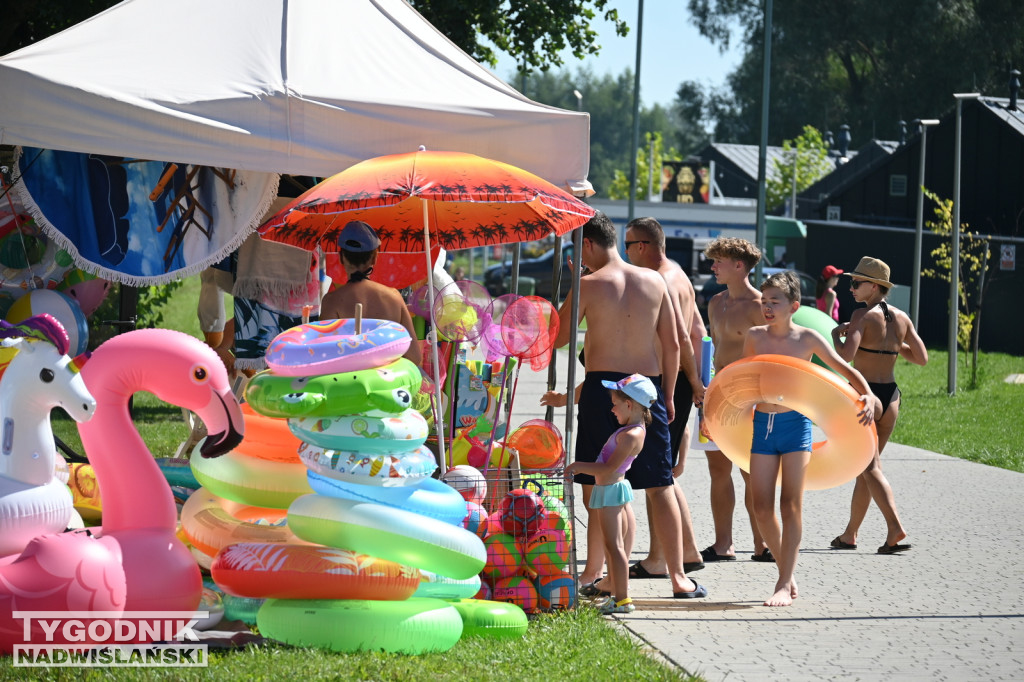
[244,358,422,418]
[448,598,529,639]
[256,598,464,653]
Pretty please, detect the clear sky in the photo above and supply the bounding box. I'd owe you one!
[488,0,744,109]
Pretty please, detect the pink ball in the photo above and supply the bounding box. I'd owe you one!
[462,501,488,539]
[535,573,576,610]
[525,529,569,576]
[483,533,523,580]
[442,464,487,504]
[483,510,505,538]
[500,488,545,538]
[493,575,540,613]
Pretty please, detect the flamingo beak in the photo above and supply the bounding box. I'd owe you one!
[197,386,245,458]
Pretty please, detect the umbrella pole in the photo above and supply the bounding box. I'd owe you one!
[422,198,447,472]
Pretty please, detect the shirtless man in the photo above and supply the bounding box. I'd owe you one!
[622,217,707,576]
[319,220,422,366]
[554,212,706,599]
[701,237,771,563]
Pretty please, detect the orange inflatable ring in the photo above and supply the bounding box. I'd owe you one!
[211,542,421,601]
[179,488,304,566]
[703,354,877,490]
[236,403,306,463]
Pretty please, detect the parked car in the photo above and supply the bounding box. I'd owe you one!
[483,244,574,299]
[696,267,817,322]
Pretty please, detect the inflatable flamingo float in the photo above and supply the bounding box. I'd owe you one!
[76,328,244,614]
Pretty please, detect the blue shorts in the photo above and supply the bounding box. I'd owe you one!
[576,371,674,490]
[751,411,813,455]
[589,480,634,508]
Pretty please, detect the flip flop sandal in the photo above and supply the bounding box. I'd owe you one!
[877,542,912,554]
[628,563,669,579]
[673,582,708,599]
[578,581,612,599]
[751,548,776,563]
[830,536,857,550]
[700,546,737,562]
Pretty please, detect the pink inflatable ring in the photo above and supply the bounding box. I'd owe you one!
[266,318,411,377]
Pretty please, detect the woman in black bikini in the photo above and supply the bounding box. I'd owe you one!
[828,257,929,554]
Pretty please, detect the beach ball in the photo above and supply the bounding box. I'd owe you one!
[524,529,569,576]
[57,269,112,318]
[443,464,487,504]
[483,533,522,580]
[500,488,545,537]
[6,289,89,355]
[493,575,540,614]
[505,419,563,469]
[462,501,489,538]
[536,573,576,610]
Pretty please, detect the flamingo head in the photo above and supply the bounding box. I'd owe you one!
[83,329,244,457]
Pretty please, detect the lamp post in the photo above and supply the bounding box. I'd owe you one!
[911,118,939,328]
[949,93,980,396]
[573,89,582,112]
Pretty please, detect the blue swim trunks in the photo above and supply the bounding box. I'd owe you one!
[751,410,813,455]
[589,480,634,508]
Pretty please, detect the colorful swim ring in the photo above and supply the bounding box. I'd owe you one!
[413,571,482,600]
[190,448,313,509]
[244,358,422,419]
[236,403,306,463]
[179,488,303,564]
[265,318,411,377]
[256,597,464,654]
[289,408,429,452]
[287,494,486,579]
[449,599,529,639]
[157,457,201,489]
[305,472,467,524]
[298,443,437,487]
[703,354,877,490]
[67,461,102,522]
[212,542,420,601]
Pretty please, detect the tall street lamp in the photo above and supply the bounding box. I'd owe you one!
[949,93,980,396]
[911,118,940,328]
[573,89,582,111]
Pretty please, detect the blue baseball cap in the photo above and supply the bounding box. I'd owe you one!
[601,373,657,407]
[338,220,380,252]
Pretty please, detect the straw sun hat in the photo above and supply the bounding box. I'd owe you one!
[846,257,893,288]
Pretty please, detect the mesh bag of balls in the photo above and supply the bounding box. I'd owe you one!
[443,466,575,613]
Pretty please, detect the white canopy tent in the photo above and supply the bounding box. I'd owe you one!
[0,0,591,190]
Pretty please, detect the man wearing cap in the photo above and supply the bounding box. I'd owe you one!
[319,221,422,365]
[553,212,705,599]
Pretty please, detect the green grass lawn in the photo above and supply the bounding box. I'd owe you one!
[893,349,1024,472]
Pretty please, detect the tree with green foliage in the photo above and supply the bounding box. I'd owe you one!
[765,125,833,212]
[685,0,1024,147]
[606,132,683,201]
[920,188,991,384]
[520,68,684,197]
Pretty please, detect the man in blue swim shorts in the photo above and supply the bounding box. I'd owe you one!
[553,213,706,600]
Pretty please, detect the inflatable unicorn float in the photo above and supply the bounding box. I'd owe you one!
[0,320,244,653]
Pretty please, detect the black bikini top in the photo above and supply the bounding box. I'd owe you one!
[859,346,899,355]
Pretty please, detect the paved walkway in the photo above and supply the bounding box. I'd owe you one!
[508,348,1023,681]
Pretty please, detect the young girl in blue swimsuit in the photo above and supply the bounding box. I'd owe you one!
[565,374,657,615]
